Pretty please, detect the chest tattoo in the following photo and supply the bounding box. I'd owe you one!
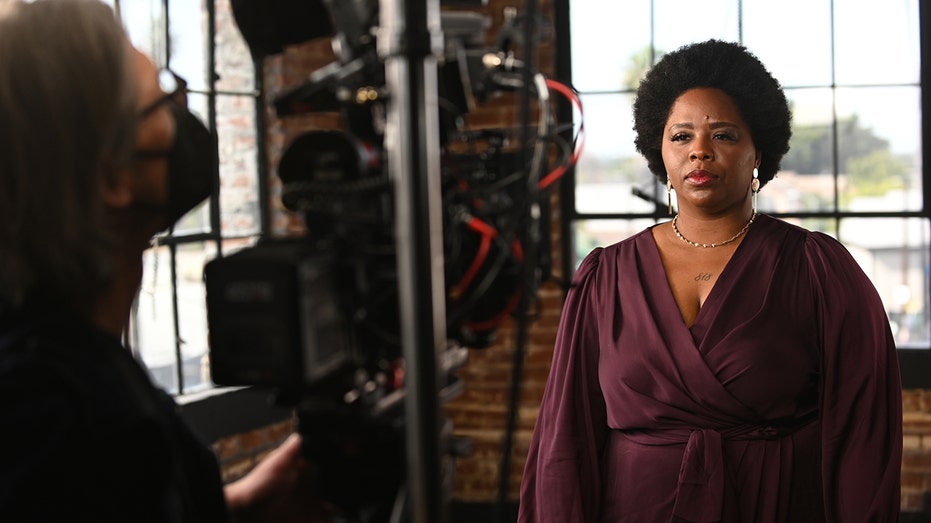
[694,272,713,282]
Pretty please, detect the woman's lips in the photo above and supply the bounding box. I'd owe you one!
[685,170,715,186]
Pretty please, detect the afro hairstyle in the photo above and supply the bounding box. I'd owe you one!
[632,39,792,188]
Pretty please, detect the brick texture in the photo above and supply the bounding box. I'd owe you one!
[903,390,931,512]
[213,1,931,517]
[213,417,297,483]
[216,1,563,505]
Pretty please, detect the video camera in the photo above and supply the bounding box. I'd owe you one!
[204,0,578,520]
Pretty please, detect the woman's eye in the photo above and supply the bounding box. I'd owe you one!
[670,133,689,142]
[714,132,736,141]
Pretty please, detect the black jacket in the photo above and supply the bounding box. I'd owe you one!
[0,304,228,522]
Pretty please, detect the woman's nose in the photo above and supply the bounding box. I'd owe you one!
[689,137,713,161]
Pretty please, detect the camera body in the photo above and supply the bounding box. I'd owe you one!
[209,0,530,398]
[207,0,557,518]
[205,143,525,394]
[205,240,353,392]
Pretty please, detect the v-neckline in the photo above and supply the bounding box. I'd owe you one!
[643,219,756,336]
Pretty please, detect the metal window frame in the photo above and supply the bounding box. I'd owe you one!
[554,0,931,387]
[106,0,289,439]
[117,0,269,395]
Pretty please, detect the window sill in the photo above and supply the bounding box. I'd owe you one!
[175,386,293,443]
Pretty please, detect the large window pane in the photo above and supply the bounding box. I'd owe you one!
[653,0,739,55]
[743,0,832,88]
[567,0,926,356]
[760,170,837,214]
[133,245,179,393]
[788,216,838,238]
[569,2,651,92]
[834,0,919,86]
[772,88,837,213]
[839,218,930,348]
[133,243,213,394]
[574,92,637,183]
[119,0,166,65]
[117,0,265,394]
[168,0,208,91]
[836,86,922,211]
[176,242,212,393]
[574,93,658,215]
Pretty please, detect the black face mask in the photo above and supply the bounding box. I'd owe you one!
[162,102,214,225]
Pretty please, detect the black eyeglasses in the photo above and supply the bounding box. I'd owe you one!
[138,68,188,118]
[135,69,189,159]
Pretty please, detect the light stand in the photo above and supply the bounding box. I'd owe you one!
[379,1,450,522]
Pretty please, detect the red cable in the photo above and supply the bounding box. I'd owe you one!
[450,216,496,298]
[538,78,585,190]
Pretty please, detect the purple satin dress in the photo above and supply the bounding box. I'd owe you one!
[519,214,901,523]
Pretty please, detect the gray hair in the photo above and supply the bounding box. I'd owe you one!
[0,0,137,309]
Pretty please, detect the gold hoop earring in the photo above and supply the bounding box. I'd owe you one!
[667,178,674,215]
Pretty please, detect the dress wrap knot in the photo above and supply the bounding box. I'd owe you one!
[671,429,724,523]
[621,419,812,523]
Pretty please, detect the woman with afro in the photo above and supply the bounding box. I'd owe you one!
[519,39,901,522]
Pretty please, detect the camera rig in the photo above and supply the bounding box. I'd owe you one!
[206,1,583,521]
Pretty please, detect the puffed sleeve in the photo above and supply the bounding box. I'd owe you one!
[806,233,902,522]
[518,247,609,522]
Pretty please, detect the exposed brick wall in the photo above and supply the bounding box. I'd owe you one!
[442,0,559,503]
[242,1,560,504]
[444,278,563,502]
[217,1,931,517]
[903,390,931,513]
[213,417,297,483]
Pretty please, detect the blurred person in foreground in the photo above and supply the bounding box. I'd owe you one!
[519,39,902,522]
[0,1,326,521]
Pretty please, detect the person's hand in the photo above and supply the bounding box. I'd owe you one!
[224,432,331,523]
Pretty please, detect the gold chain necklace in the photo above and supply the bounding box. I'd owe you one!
[672,211,757,248]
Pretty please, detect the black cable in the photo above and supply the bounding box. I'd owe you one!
[494,0,540,520]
